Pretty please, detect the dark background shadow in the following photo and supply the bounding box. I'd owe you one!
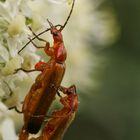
[64,0,140,140]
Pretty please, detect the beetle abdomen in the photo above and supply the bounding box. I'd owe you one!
[26,62,65,134]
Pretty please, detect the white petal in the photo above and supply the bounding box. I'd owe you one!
[0,88,5,98]
[7,14,26,36]
[48,0,68,4]
[0,3,12,22]
[21,52,40,70]
[31,13,43,31]
[1,55,23,75]
[7,37,19,57]
[0,102,7,114]
[0,45,9,62]
[19,0,32,17]
[1,118,17,140]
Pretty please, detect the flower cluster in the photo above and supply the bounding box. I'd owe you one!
[0,0,119,139]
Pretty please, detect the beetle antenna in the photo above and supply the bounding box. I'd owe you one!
[60,0,75,31]
[18,0,75,54]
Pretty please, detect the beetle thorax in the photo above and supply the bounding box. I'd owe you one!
[54,42,67,64]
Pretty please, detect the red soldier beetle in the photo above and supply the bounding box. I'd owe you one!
[13,0,77,139]
[21,85,78,140]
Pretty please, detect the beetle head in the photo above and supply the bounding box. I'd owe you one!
[47,19,63,42]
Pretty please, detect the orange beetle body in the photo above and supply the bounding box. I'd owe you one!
[17,0,77,139]
[20,25,67,135]
[29,86,78,140]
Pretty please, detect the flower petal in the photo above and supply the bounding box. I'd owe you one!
[1,55,23,75]
[1,118,17,140]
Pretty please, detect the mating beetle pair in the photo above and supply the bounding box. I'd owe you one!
[10,0,78,140]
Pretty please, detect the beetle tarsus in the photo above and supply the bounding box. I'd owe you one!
[14,68,39,73]
[8,106,23,113]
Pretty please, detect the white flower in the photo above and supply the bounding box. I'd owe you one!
[1,118,18,140]
[7,15,26,36]
[1,55,23,75]
[0,0,120,139]
[48,0,72,4]
[0,0,42,137]
[0,102,17,140]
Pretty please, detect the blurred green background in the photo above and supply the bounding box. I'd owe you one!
[64,0,140,140]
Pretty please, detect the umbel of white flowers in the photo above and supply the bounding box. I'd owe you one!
[0,0,119,140]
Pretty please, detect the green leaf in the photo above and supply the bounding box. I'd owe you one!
[0,0,6,2]
[25,17,33,25]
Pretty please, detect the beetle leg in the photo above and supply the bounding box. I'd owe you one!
[49,84,62,97]
[8,101,23,113]
[14,59,52,74]
[8,105,23,113]
[44,42,54,56]
[58,85,77,113]
[59,85,76,95]
[28,27,48,43]
[50,84,77,98]
[28,37,45,49]
[1,81,13,102]
[28,36,53,57]
[28,34,53,58]
[14,68,39,74]
[34,61,48,71]
[56,91,62,97]
[51,84,76,96]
